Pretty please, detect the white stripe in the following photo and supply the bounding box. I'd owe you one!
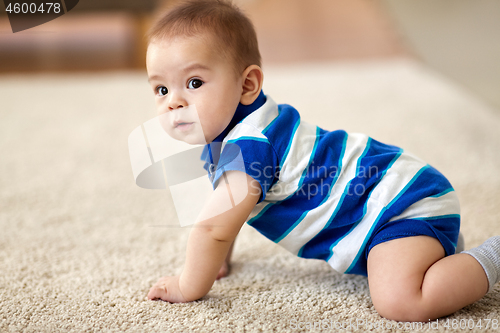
[241,96,279,130]
[224,97,279,143]
[246,120,318,221]
[224,123,268,142]
[277,133,369,254]
[224,96,281,223]
[236,97,280,221]
[265,120,318,202]
[327,152,427,273]
[388,190,460,222]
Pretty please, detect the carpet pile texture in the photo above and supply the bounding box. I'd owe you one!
[1,59,499,332]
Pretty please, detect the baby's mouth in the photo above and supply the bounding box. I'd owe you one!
[174,121,195,131]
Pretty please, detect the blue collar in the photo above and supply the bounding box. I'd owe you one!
[212,90,267,143]
[202,90,266,173]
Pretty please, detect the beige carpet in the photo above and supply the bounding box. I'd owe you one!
[1,59,499,332]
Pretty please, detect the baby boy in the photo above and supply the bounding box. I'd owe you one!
[145,0,500,321]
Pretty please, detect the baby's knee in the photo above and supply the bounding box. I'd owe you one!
[372,292,432,322]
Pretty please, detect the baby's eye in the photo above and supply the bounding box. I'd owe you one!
[188,79,203,89]
[156,86,168,96]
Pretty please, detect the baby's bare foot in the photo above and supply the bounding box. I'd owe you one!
[216,261,230,280]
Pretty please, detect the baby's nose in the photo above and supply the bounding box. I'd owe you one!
[167,92,187,110]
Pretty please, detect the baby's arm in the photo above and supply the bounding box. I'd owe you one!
[147,171,260,302]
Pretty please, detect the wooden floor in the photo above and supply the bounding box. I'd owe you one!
[240,0,409,64]
[0,0,408,73]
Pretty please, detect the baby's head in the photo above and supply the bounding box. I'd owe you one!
[146,0,263,144]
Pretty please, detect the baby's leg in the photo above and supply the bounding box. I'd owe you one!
[367,236,488,322]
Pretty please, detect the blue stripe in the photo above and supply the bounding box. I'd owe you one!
[249,131,347,242]
[227,137,269,144]
[283,129,346,212]
[344,164,429,274]
[298,143,402,260]
[388,165,430,210]
[262,105,301,166]
[345,164,459,271]
[330,140,402,229]
[314,139,379,260]
[354,215,460,273]
[247,203,274,226]
[378,164,453,220]
[275,211,309,243]
[268,127,321,243]
[429,188,454,198]
[323,137,373,230]
[245,127,320,220]
[296,134,349,257]
[344,207,388,274]
[322,149,403,262]
[279,117,301,167]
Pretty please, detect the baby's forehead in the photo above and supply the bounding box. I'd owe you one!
[148,33,237,72]
[149,32,217,51]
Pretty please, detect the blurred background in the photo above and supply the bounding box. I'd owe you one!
[1,0,499,111]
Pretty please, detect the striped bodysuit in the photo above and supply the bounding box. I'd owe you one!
[203,91,460,276]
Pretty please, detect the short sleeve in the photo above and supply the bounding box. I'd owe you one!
[212,139,278,203]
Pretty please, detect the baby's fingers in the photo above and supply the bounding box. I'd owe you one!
[147,284,168,301]
[147,275,186,303]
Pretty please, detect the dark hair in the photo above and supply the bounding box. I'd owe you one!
[147,0,261,74]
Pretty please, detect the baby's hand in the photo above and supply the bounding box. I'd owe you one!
[216,261,230,280]
[147,275,187,303]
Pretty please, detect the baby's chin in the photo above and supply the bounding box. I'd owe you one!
[169,132,207,145]
[163,124,207,145]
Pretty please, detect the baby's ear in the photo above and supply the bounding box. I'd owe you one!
[240,65,264,105]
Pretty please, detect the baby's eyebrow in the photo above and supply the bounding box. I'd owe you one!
[182,63,210,73]
[148,75,162,83]
[147,64,210,83]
